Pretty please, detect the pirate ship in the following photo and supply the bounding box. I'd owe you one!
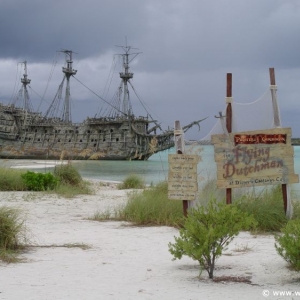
[0,46,203,160]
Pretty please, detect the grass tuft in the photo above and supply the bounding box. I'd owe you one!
[54,163,82,186]
[0,206,29,263]
[198,180,290,232]
[117,174,145,190]
[89,208,117,221]
[52,180,93,198]
[0,168,27,191]
[117,182,184,227]
[105,181,184,227]
[234,185,288,232]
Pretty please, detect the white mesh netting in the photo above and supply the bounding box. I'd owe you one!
[197,86,281,143]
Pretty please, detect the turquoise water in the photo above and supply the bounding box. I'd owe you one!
[71,150,174,184]
[2,145,300,193]
[70,145,215,184]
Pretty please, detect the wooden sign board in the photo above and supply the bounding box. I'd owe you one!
[168,191,197,201]
[211,128,299,189]
[168,154,200,200]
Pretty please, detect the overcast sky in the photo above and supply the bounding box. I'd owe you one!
[0,0,300,139]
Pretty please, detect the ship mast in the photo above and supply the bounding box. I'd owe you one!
[117,44,140,117]
[61,50,77,122]
[13,61,33,111]
[44,50,77,122]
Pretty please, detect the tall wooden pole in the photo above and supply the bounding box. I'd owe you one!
[226,73,232,204]
[174,120,188,217]
[269,68,287,214]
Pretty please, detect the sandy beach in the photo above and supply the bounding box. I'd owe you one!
[0,180,299,300]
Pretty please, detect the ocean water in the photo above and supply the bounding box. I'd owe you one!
[2,145,300,194]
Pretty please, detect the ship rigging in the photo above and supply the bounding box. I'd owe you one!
[0,45,205,160]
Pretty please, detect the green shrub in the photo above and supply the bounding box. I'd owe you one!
[21,171,59,191]
[54,163,82,186]
[275,219,300,270]
[0,206,28,262]
[117,174,145,189]
[168,199,257,279]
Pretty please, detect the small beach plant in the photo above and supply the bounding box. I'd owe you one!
[117,174,145,189]
[53,181,92,198]
[52,163,93,197]
[0,167,27,191]
[118,181,184,226]
[91,181,184,227]
[53,163,82,186]
[168,199,257,279]
[199,179,288,232]
[275,219,300,270]
[21,171,59,191]
[0,206,28,263]
[234,185,287,232]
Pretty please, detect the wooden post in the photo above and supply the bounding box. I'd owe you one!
[174,120,188,217]
[269,68,288,214]
[226,73,232,204]
[269,68,281,127]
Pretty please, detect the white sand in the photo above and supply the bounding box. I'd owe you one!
[0,180,299,300]
[9,160,67,169]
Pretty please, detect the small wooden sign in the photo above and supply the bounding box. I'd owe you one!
[168,154,200,200]
[212,128,299,189]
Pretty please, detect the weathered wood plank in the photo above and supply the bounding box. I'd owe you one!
[216,173,299,188]
[168,154,201,163]
[216,160,296,179]
[168,172,198,182]
[214,145,294,161]
[168,191,197,201]
[168,181,198,192]
[169,163,198,173]
[211,128,292,146]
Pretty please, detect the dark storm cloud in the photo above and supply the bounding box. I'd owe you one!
[136,0,300,72]
[1,0,300,69]
[0,0,147,61]
[0,0,300,139]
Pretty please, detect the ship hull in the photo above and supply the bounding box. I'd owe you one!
[0,105,174,161]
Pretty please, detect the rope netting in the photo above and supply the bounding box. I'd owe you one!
[195,86,281,144]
